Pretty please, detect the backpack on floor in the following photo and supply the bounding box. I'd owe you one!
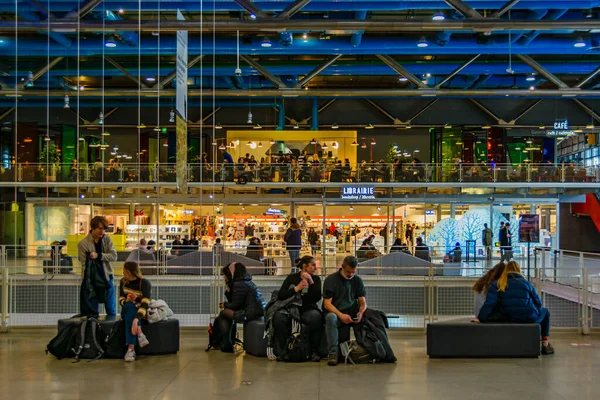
[73,317,106,362]
[104,320,126,359]
[205,317,240,352]
[46,322,80,360]
[340,340,377,365]
[279,324,311,363]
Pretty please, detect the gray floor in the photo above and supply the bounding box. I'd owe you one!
[1,329,599,400]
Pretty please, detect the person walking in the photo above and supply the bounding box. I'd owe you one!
[482,223,493,260]
[284,217,303,271]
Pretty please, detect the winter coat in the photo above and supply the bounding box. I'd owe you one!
[284,223,302,250]
[224,274,266,323]
[79,257,110,317]
[77,233,118,277]
[482,228,493,246]
[478,273,543,323]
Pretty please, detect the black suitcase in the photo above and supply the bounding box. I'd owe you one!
[43,257,73,274]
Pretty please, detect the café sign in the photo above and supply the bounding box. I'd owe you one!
[341,186,376,200]
[545,119,575,137]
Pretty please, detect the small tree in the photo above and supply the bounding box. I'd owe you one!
[39,143,62,165]
[386,143,399,163]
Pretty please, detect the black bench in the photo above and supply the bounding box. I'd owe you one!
[58,316,180,357]
[427,319,541,358]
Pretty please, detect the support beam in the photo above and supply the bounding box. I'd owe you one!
[434,54,481,89]
[364,99,402,125]
[234,0,268,19]
[572,99,600,123]
[469,99,504,124]
[303,99,336,124]
[66,107,89,124]
[408,99,439,122]
[92,107,119,124]
[576,66,600,89]
[376,54,426,89]
[20,57,65,88]
[510,99,543,124]
[490,0,521,19]
[294,55,342,88]
[105,57,149,89]
[277,0,312,20]
[201,107,222,124]
[26,0,52,17]
[161,55,204,90]
[0,107,15,122]
[240,55,286,89]
[64,0,104,19]
[516,55,570,89]
[444,0,483,19]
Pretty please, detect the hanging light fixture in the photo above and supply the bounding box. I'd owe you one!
[349,205,354,211]
[261,36,272,48]
[444,123,452,129]
[417,37,429,48]
[212,140,218,146]
[269,138,275,144]
[398,76,409,82]
[23,137,32,143]
[365,124,374,130]
[254,124,262,129]
[586,123,595,129]
[163,140,168,147]
[215,123,222,129]
[169,109,175,123]
[153,126,161,132]
[310,138,317,144]
[482,124,491,129]
[539,123,546,129]
[25,71,34,87]
[526,73,536,82]
[322,142,328,149]
[351,140,358,146]
[574,37,587,48]
[219,143,226,150]
[104,35,117,48]
[247,111,253,124]
[332,123,339,129]
[371,138,376,145]
[63,94,70,109]
[332,141,339,149]
[406,123,412,129]
[98,111,104,125]
[293,123,299,129]
[145,76,156,83]
[414,148,420,153]
[432,11,445,21]
[258,141,263,147]
[360,142,367,149]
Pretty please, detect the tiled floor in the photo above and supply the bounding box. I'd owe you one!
[1,329,598,400]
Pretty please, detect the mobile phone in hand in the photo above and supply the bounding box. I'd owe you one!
[352,317,359,322]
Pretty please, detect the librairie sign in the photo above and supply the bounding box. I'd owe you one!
[341,186,376,200]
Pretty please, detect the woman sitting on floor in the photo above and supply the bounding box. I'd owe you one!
[219,262,266,352]
[477,261,554,355]
[119,261,152,362]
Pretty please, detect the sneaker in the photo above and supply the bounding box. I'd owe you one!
[138,333,149,348]
[310,352,321,362]
[542,343,555,355]
[327,352,338,366]
[124,349,136,362]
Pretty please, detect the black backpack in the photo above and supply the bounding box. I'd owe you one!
[73,317,106,362]
[104,320,126,359]
[279,324,311,363]
[46,322,80,360]
[205,316,240,352]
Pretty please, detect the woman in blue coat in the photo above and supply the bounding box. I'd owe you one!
[478,261,554,355]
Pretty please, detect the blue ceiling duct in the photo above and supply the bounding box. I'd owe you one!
[350,11,368,47]
[518,10,569,46]
[17,11,72,48]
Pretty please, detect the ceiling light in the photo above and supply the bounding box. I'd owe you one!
[137,123,147,129]
[351,141,358,146]
[417,37,429,48]
[322,142,328,149]
[118,8,124,14]
[371,138,376,145]
[169,109,175,123]
[515,146,521,150]
[293,123,299,129]
[153,126,161,132]
[526,138,533,144]
[332,141,339,149]
[586,123,595,129]
[23,137,32,143]
[261,36,272,48]
[526,73,536,82]
[302,33,308,39]
[574,37,586,48]
[212,140,218,146]
[444,124,452,129]
[79,85,84,91]
[110,194,115,199]
[254,124,262,129]
[98,111,104,125]
[218,144,226,150]
[432,12,445,21]
[310,138,317,144]
[249,13,256,19]
[258,141,263,147]
[414,148,420,153]
[247,111,253,124]
[101,132,110,136]
[529,86,535,91]
[349,206,354,211]
[482,124,491,129]
[398,76,409,82]
[249,142,257,149]
[163,140,168,147]
[104,35,117,48]
[332,123,339,129]
[377,206,382,211]
[406,123,412,129]
[365,124,374,130]
[269,138,275,144]
[539,124,545,129]
[360,142,367,149]
[63,94,70,109]
[146,76,156,82]
[215,123,222,129]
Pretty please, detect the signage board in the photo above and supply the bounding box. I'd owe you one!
[519,214,540,243]
[341,186,376,200]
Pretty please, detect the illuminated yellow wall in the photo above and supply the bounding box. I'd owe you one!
[226,130,357,164]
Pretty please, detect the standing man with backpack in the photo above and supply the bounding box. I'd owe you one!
[284,217,302,272]
[482,223,493,260]
[77,216,118,316]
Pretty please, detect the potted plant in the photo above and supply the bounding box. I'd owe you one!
[39,143,62,181]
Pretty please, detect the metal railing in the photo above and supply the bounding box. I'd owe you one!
[0,162,595,184]
[0,244,598,332]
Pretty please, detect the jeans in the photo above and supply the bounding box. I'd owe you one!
[273,309,322,355]
[288,250,300,271]
[89,275,116,316]
[538,308,550,337]
[325,312,343,355]
[121,302,142,346]
[311,245,317,256]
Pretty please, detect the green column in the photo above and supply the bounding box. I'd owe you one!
[62,126,76,180]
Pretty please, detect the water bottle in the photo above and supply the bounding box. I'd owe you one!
[301,287,308,295]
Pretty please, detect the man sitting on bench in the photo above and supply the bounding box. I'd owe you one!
[323,256,367,366]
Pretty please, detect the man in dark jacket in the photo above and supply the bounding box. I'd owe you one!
[500,223,512,262]
[284,217,302,271]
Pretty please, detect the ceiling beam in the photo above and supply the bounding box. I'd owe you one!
[376,54,427,89]
[64,0,104,19]
[26,0,52,17]
[161,55,204,89]
[572,99,600,123]
[20,57,64,88]
[408,99,440,123]
[2,20,600,33]
[294,54,342,88]
[443,0,483,19]
[576,66,600,89]
[434,54,481,89]
[105,57,149,89]
[276,0,312,20]
[240,55,287,89]
[516,54,570,90]
[201,107,222,124]
[468,99,505,124]
[510,99,543,124]
[0,107,15,122]
[234,0,268,19]
[302,99,336,124]
[363,99,402,125]
[3,88,599,98]
[490,0,521,19]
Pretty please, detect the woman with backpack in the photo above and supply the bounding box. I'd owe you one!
[272,255,323,362]
[477,261,555,355]
[119,261,152,362]
[218,262,266,352]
